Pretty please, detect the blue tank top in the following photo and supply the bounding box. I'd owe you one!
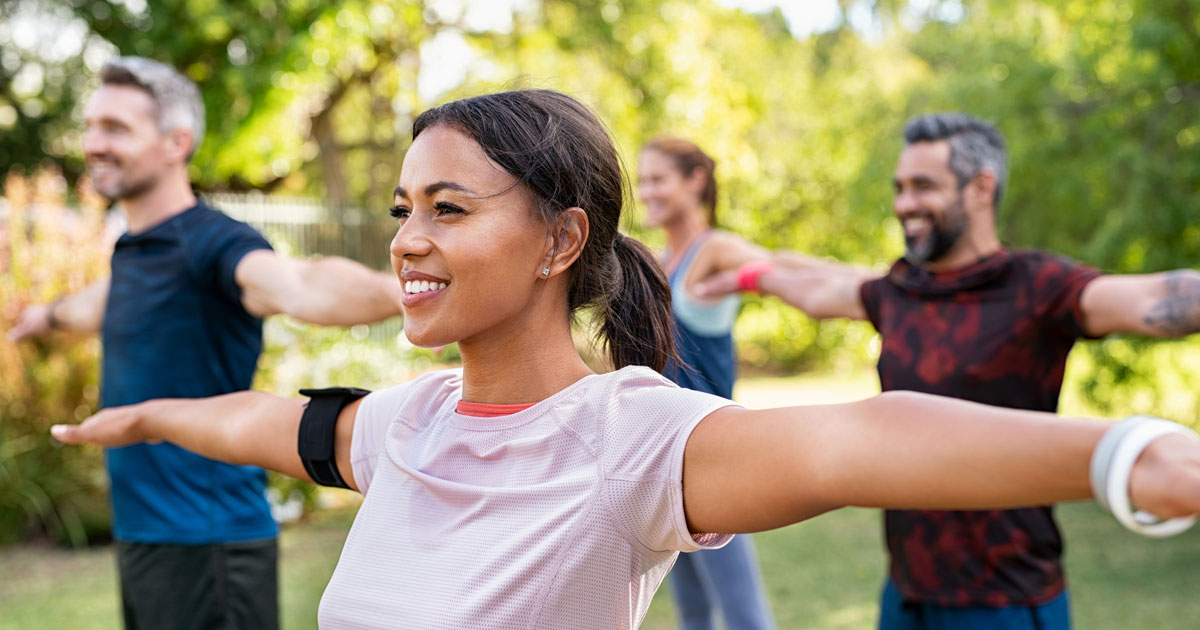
[662,233,740,398]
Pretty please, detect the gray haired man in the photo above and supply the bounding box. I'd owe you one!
[10,56,405,629]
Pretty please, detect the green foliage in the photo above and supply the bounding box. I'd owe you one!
[1063,339,1200,430]
[2,0,435,208]
[0,171,111,546]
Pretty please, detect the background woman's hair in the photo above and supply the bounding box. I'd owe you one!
[412,89,676,371]
[642,136,719,226]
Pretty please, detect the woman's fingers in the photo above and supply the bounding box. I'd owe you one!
[50,423,85,444]
[50,407,148,448]
[1129,433,1200,520]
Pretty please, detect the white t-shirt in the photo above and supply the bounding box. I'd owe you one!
[317,366,737,629]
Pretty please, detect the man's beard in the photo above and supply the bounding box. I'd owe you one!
[89,157,159,202]
[904,196,967,265]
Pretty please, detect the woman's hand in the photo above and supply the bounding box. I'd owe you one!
[49,391,357,488]
[52,404,159,447]
[1129,433,1200,520]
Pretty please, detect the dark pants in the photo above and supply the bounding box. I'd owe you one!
[116,538,278,630]
[879,578,1070,630]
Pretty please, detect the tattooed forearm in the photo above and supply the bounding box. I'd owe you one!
[1142,270,1200,336]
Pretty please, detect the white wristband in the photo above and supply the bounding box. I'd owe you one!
[1089,415,1200,538]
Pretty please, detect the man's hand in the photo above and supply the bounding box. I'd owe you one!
[7,303,54,342]
[693,269,742,299]
[7,280,109,339]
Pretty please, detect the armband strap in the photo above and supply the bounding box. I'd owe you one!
[298,387,371,489]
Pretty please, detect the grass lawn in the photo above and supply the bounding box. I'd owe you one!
[2,371,1197,628]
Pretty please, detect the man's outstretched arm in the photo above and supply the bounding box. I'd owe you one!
[1081,270,1200,338]
[7,278,110,341]
[236,251,404,326]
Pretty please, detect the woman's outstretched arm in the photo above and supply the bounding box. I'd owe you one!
[51,392,364,491]
[681,391,1200,534]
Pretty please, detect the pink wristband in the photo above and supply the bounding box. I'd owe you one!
[736,260,772,293]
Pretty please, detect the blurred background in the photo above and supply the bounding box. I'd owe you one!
[1,1,1198,628]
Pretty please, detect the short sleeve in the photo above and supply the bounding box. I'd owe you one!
[600,370,739,553]
[859,276,885,329]
[213,223,272,303]
[1028,253,1102,339]
[183,208,274,304]
[349,384,410,493]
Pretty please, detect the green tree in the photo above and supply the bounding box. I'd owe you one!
[893,0,1200,422]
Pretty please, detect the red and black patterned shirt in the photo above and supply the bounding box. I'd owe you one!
[859,249,1101,607]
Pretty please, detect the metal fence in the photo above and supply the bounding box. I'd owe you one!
[207,193,397,272]
[207,193,404,339]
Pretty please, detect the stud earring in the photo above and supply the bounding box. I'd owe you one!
[541,267,551,276]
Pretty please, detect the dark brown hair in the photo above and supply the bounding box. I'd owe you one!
[412,90,676,372]
[642,136,718,226]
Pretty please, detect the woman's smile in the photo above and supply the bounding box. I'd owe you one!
[400,271,450,307]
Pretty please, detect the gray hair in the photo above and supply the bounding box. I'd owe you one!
[903,112,1007,210]
[99,56,205,160]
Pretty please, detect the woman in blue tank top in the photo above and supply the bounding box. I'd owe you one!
[638,137,775,630]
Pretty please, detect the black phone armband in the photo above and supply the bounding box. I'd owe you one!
[298,387,371,489]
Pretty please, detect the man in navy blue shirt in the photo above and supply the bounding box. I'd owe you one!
[9,57,404,630]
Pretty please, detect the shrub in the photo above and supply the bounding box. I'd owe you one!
[0,169,114,546]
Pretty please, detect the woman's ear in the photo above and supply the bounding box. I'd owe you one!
[539,208,589,279]
[686,166,709,195]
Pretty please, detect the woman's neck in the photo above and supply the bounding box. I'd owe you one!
[457,307,594,404]
[663,210,710,270]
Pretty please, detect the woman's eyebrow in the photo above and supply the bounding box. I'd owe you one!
[393,181,477,198]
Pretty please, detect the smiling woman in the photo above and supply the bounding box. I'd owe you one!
[387,90,675,384]
[637,137,775,629]
[51,89,1200,630]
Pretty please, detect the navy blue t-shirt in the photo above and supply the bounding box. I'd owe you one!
[101,202,277,544]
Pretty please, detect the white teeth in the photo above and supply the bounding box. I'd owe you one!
[903,217,931,235]
[404,280,447,295]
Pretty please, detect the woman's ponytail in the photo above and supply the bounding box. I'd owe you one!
[599,234,676,372]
